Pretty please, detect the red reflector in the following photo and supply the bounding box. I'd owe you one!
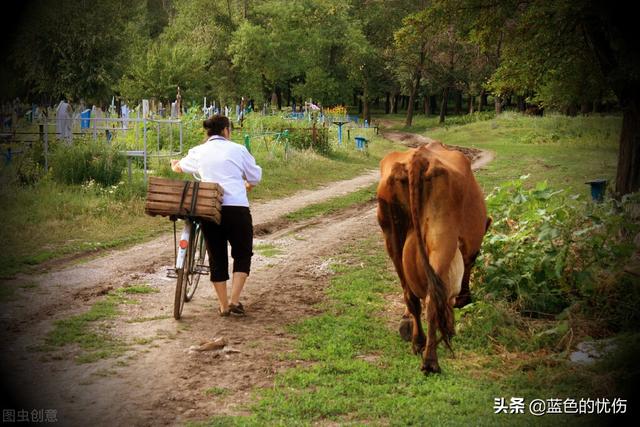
[179,240,188,249]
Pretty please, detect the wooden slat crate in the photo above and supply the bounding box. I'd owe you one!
[145,176,223,223]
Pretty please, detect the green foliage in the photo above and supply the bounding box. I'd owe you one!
[118,37,208,102]
[476,177,639,322]
[51,139,126,186]
[10,0,136,101]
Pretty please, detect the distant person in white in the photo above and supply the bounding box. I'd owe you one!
[56,98,73,142]
[171,115,262,317]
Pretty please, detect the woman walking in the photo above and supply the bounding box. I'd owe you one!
[171,115,262,316]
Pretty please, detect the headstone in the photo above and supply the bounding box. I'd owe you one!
[142,99,150,118]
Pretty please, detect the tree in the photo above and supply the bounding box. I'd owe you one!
[11,0,135,103]
[393,9,431,127]
[448,0,639,195]
[580,2,640,195]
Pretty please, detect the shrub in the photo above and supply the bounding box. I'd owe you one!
[287,126,330,154]
[51,139,126,186]
[476,177,639,323]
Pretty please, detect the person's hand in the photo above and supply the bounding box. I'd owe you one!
[245,181,254,191]
[170,159,182,173]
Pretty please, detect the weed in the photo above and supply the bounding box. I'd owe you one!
[205,387,231,397]
[254,243,283,257]
[119,284,159,294]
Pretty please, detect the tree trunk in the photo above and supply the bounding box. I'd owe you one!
[481,92,488,110]
[468,95,474,114]
[405,71,422,127]
[580,101,591,115]
[385,92,390,114]
[616,99,640,194]
[362,85,371,125]
[392,93,399,114]
[274,86,282,110]
[424,94,431,116]
[494,95,503,114]
[439,87,449,124]
[454,90,462,115]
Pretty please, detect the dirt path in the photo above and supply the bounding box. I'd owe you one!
[0,132,492,426]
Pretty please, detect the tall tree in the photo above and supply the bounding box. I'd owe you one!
[447,0,639,195]
[11,0,134,103]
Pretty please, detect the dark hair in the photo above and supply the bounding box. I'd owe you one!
[203,115,230,136]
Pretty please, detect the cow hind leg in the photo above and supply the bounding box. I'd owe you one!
[422,310,441,374]
[404,290,425,355]
[399,311,412,342]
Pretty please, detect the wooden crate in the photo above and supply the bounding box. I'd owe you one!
[145,176,223,223]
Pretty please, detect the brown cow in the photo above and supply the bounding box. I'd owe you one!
[376,142,490,374]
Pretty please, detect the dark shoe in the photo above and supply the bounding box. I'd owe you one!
[229,302,245,316]
[219,307,230,317]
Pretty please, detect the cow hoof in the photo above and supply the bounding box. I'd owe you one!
[399,317,413,342]
[454,293,472,309]
[412,340,426,355]
[421,359,441,375]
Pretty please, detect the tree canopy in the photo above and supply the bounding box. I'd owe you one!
[2,0,638,193]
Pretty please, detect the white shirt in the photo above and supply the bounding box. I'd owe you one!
[179,136,262,207]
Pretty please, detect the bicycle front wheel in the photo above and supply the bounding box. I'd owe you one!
[173,224,192,320]
[185,224,206,302]
[174,266,187,320]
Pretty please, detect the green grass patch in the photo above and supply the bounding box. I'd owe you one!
[423,112,620,196]
[284,183,377,222]
[43,289,134,363]
[204,387,231,397]
[254,243,283,257]
[119,284,159,294]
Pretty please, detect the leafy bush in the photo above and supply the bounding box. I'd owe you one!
[476,177,639,324]
[287,126,330,154]
[51,139,126,186]
[15,156,44,185]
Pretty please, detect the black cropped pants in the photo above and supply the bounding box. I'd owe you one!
[201,206,253,282]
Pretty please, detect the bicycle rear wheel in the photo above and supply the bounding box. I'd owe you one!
[185,224,206,302]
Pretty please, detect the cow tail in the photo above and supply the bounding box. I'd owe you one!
[408,153,455,351]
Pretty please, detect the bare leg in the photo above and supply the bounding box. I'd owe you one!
[212,281,229,312]
[230,272,248,305]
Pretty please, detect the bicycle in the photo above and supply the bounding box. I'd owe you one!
[168,174,210,320]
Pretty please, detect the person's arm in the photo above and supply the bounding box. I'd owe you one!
[172,147,199,174]
[241,147,262,186]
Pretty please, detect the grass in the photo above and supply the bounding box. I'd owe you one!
[120,283,159,294]
[284,183,377,222]
[404,112,620,197]
[205,387,231,397]
[42,286,153,363]
[254,243,283,257]
[44,295,126,364]
[0,120,398,277]
[203,236,617,426]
